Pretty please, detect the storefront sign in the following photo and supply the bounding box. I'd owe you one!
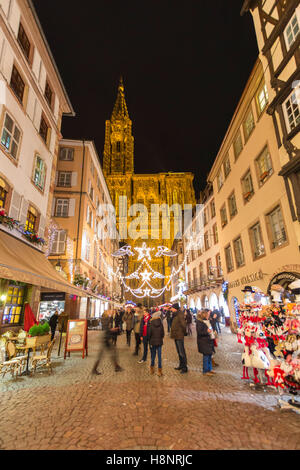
[228,270,263,289]
[267,271,300,294]
[41,292,66,302]
[64,319,88,359]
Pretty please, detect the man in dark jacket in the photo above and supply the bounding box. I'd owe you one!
[49,310,59,340]
[196,310,215,376]
[170,303,188,373]
[123,307,135,346]
[138,310,151,363]
[149,311,165,376]
[133,304,144,356]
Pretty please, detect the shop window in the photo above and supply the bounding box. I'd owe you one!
[283,84,300,133]
[59,147,74,161]
[233,130,243,160]
[3,285,25,325]
[256,82,269,116]
[32,155,46,191]
[284,8,300,51]
[256,146,273,186]
[1,112,21,160]
[249,221,265,259]
[228,192,238,218]
[223,155,231,179]
[267,205,287,249]
[17,22,31,61]
[58,171,72,187]
[25,205,37,232]
[225,244,234,273]
[220,204,228,228]
[51,230,67,255]
[10,65,25,104]
[233,236,245,268]
[243,107,255,141]
[55,199,69,217]
[241,169,254,203]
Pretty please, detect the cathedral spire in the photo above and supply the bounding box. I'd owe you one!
[111,76,129,121]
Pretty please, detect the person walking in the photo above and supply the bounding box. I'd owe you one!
[196,310,216,376]
[111,310,121,346]
[170,303,188,374]
[123,307,135,347]
[149,310,165,376]
[212,307,221,334]
[138,309,151,364]
[92,310,123,375]
[209,309,219,367]
[49,310,59,341]
[166,307,172,334]
[133,303,144,356]
[185,308,193,336]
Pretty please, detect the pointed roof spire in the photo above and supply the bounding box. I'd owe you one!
[111,76,129,120]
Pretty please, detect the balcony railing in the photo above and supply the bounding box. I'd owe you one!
[183,272,224,294]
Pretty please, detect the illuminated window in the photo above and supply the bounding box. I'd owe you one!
[223,156,231,178]
[33,155,46,191]
[284,9,300,50]
[283,84,300,133]
[267,206,287,249]
[233,131,243,160]
[243,107,255,141]
[1,113,21,159]
[249,222,265,259]
[256,146,273,185]
[256,82,269,115]
[220,204,228,228]
[0,178,8,209]
[241,169,254,202]
[225,244,234,273]
[228,192,237,218]
[233,236,245,268]
[2,285,25,326]
[25,205,37,232]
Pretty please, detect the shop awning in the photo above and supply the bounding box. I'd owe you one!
[0,230,84,297]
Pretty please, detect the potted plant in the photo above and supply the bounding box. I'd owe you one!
[27,323,51,348]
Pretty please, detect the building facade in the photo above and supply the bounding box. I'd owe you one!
[0,0,81,333]
[182,184,228,316]
[47,139,122,320]
[103,78,196,304]
[208,58,300,332]
[241,0,300,245]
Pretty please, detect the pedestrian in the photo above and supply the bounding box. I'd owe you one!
[111,310,121,345]
[119,308,125,334]
[196,310,216,376]
[220,306,225,325]
[92,310,123,375]
[185,308,193,336]
[212,307,221,334]
[133,303,144,356]
[149,310,165,376]
[209,309,219,367]
[166,308,172,334]
[170,303,188,374]
[138,309,151,364]
[49,310,59,340]
[123,307,135,346]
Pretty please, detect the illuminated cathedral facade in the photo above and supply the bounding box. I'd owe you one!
[103,78,196,303]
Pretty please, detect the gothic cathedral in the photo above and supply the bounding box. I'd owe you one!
[103,78,196,303]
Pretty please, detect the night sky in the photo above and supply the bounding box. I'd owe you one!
[32,0,258,197]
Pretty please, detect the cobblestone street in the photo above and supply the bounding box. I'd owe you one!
[0,322,299,450]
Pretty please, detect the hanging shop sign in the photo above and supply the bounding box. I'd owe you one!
[64,319,88,359]
[41,292,66,302]
[267,272,300,295]
[228,270,263,289]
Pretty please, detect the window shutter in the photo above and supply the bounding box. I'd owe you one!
[9,190,22,220]
[38,214,46,238]
[19,199,29,225]
[71,172,77,187]
[68,199,75,217]
[58,230,66,253]
[51,197,56,216]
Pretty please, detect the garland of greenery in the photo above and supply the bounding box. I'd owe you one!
[0,209,45,246]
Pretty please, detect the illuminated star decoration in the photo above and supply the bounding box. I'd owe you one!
[134,242,153,261]
[140,269,152,282]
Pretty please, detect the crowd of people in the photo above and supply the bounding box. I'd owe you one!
[92,302,223,377]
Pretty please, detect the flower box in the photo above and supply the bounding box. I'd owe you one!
[260,171,269,182]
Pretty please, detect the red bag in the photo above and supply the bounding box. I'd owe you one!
[214,338,218,347]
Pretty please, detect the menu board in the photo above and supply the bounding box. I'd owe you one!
[64,319,88,359]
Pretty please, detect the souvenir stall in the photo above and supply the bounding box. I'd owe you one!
[237,283,300,414]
